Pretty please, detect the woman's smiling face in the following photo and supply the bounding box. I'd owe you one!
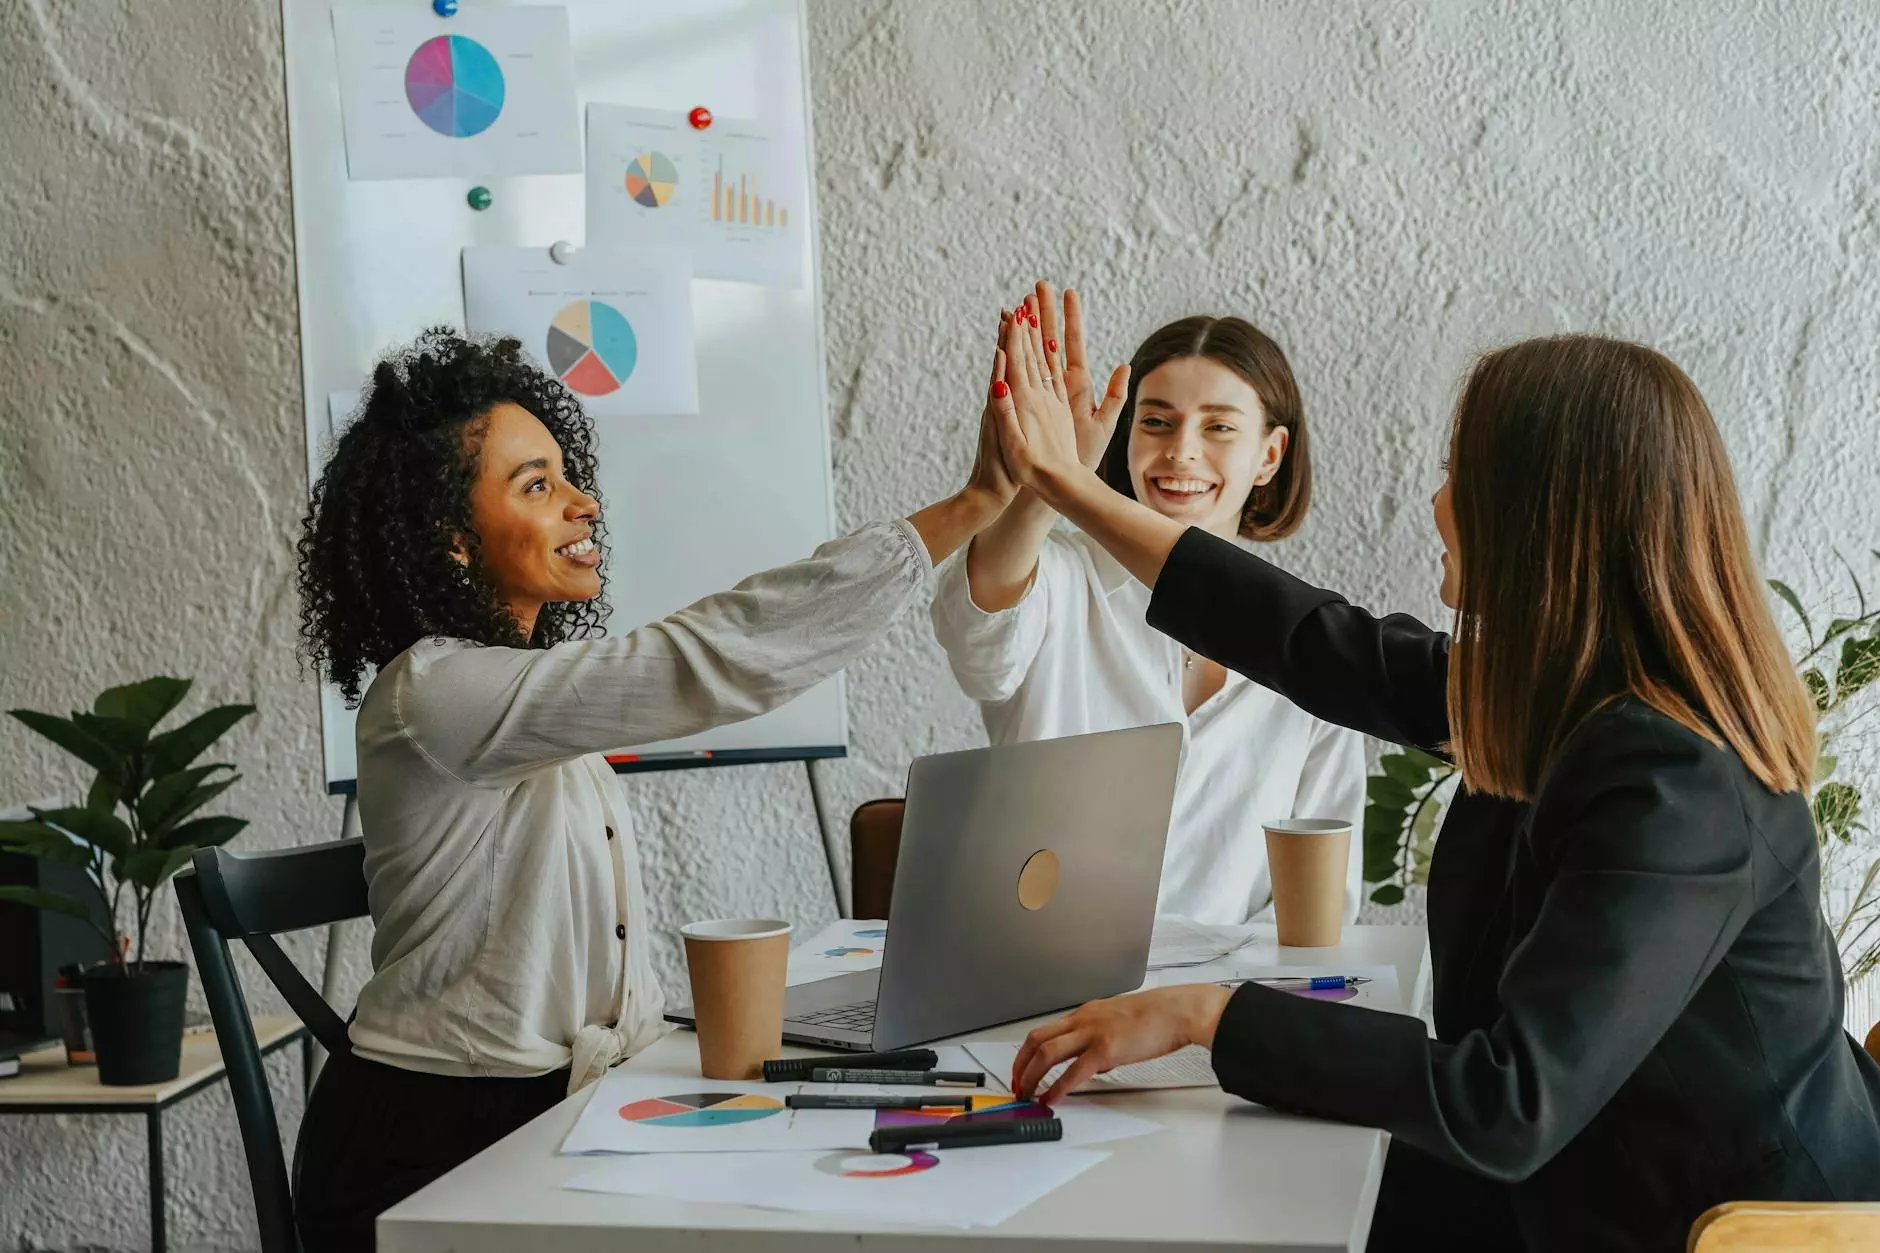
[1126,356,1289,538]
[461,401,602,635]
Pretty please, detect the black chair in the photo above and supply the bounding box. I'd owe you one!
[174,839,368,1253]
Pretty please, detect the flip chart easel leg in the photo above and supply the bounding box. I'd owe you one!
[804,758,851,919]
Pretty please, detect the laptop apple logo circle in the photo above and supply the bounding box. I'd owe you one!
[1016,849,1060,911]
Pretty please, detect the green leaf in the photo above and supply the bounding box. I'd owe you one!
[137,765,236,836]
[1402,745,1450,770]
[1365,775,1417,813]
[1380,753,1433,788]
[29,806,134,859]
[1368,884,1406,906]
[1839,637,1880,698]
[86,771,122,815]
[116,846,198,890]
[0,820,93,868]
[157,815,247,851]
[147,704,254,777]
[1825,618,1863,646]
[6,709,125,781]
[70,712,147,758]
[0,885,95,922]
[1815,753,1840,787]
[1769,580,1812,640]
[1803,668,1831,713]
[93,677,192,735]
[1814,782,1862,843]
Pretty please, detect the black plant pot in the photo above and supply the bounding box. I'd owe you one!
[81,961,188,1086]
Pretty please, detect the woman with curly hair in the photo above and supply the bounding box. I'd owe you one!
[291,326,1017,1250]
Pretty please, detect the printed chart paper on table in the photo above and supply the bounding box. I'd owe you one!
[560,1073,871,1156]
[462,246,698,417]
[565,1142,1111,1230]
[586,104,805,288]
[330,6,580,180]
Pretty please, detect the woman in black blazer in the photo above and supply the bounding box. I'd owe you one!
[985,310,1880,1252]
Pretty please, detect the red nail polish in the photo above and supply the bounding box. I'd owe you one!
[1047,338,1058,352]
[993,380,1010,398]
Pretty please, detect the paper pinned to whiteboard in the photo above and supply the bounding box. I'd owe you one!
[462,246,699,418]
[586,104,805,288]
[331,6,580,180]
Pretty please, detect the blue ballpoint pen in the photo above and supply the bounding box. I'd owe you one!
[1223,975,1372,991]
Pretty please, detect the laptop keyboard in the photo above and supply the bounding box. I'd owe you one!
[792,1000,877,1030]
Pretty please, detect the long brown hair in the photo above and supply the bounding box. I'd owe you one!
[1447,335,1813,800]
[1098,316,1311,541]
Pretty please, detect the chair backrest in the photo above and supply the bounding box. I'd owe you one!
[848,798,905,921]
[1688,1200,1880,1251]
[1866,1018,1878,1065]
[174,839,369,1253]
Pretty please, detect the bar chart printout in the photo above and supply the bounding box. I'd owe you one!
[712,160,789,229]
[584,105,805,287]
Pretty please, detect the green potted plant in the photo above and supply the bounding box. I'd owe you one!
[0,677,253,1085]
[1363,554,1880,1002]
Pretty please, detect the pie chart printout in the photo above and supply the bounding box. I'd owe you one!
[617,1092,784,1128]
[813,1149,941,1179]
[626,152,681,208]
[405,35,506,138]
[547,299,638,396]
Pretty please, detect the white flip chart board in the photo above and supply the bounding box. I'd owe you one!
[281,0,843,791]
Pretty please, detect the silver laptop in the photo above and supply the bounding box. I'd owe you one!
[667,724,1182,1050]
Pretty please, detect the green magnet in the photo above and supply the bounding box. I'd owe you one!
[467,186,493,211]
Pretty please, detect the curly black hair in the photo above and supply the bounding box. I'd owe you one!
[296,327,608,705]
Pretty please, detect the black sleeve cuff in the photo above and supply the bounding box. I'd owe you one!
[1211,982,1434,1130]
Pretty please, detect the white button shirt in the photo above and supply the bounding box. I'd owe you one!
[348,520,932,1094]
[931,525,1366,925]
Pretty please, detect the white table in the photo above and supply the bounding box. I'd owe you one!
[380,924,1429,1253]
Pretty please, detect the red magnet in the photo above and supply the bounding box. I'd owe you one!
[688,106,714,130]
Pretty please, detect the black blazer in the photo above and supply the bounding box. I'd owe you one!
[1147,528,1880,1253]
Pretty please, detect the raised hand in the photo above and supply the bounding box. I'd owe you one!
[989,297,1087,498]
[966,340,1019,508]
[1034,281,1131,470]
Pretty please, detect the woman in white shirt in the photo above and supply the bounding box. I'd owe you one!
[932,285,1365,925]
[290,327,1017,1250]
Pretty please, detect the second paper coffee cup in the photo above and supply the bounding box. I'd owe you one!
[1263,818,1351,947]
[680,918,792,1080]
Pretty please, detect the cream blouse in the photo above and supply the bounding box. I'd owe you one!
[347,520,932,1093]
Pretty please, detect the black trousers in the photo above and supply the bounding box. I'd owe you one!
[293,1046,569,1252]
[1368,1140,1526,1252]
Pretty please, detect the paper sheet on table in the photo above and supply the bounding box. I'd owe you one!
[1147,915,1264,969]
[330,6,580,180]
[786,918,887,987]
[565,1142,1109,1229]
[560,1072,870,1155]
[967,1040,1220,1094]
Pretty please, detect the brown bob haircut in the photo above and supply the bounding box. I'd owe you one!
[1447,334,1814,802]
[1098,316,1311,541]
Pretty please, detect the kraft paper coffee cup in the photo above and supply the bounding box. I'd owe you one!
[680,918,793,1080]
[1264,819,1351,947]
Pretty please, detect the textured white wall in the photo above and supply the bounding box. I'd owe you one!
[4,0,1879,1247]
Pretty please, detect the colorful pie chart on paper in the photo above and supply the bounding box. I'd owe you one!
[626,152,681,208]
[547,299,638,396]
[854,927,887,940]
[822,946,874,958]
[404,35,506,138]
[617,1092,784,1127]
[814,1149,940,1179]
[873,1094,1052,1131]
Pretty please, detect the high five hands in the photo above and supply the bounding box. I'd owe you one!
[986,282,1131,504]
